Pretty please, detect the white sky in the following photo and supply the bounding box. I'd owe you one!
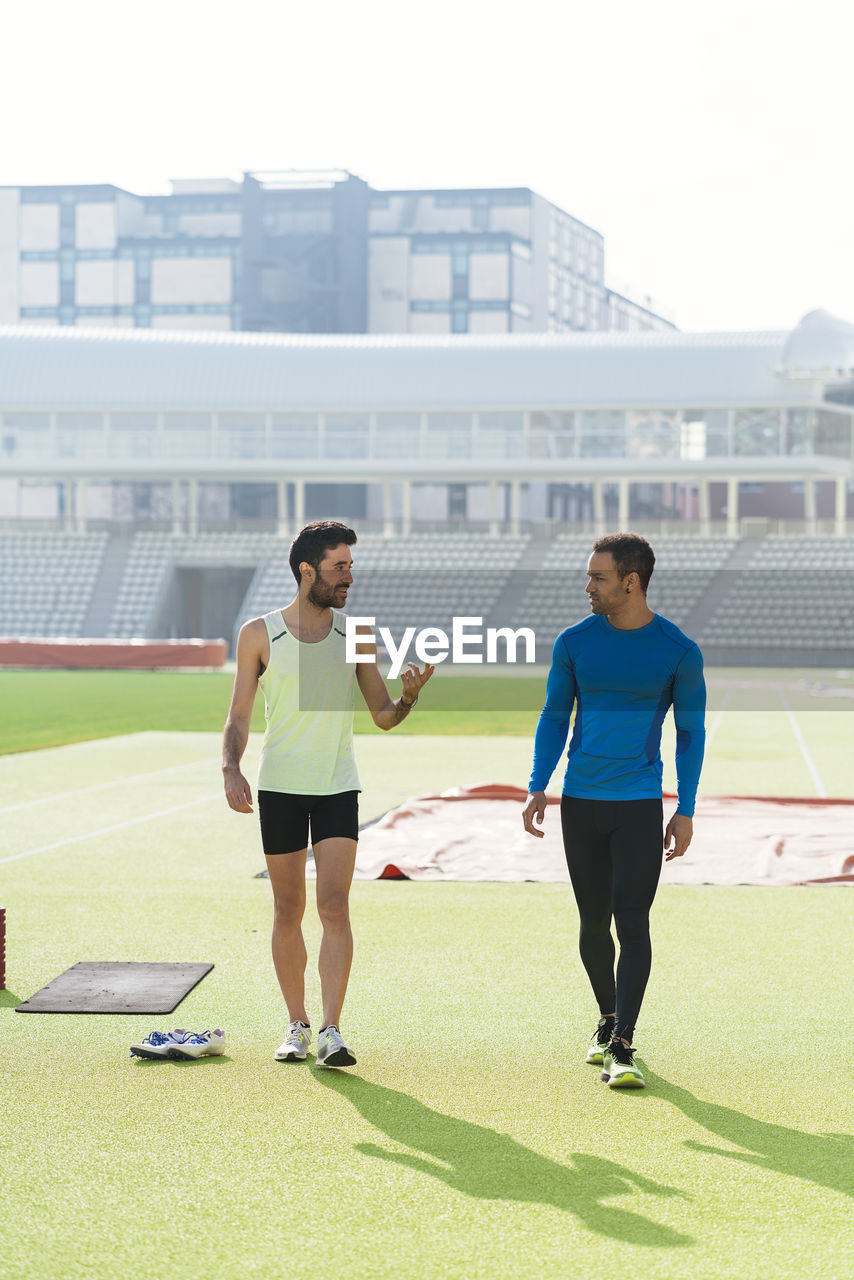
[1,0,851,332]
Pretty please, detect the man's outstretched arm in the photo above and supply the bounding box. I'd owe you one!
[356,640,434,730]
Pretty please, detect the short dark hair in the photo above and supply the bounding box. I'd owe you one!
[591,532,655,593]
[289,520,357,586]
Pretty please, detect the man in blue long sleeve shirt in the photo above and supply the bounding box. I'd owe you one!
[523,533,706,1089]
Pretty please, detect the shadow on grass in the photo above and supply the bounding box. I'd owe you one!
[645,1067,854,1199]
[0,990,23,1009]
[131,1054,234,1067]
[313,1069,693,1247]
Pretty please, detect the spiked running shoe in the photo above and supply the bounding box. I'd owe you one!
[601,1039,645,1089]
[167,1029,226,1060]
[316,1025,356,1068]
[275,1021,312,1062]
[585,1016,616,1066]
[130,1029,190,1060]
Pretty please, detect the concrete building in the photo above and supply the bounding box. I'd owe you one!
[0,172,674,337]
[0,309,851,535]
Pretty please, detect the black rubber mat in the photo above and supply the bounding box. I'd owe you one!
[15,961,214,1013]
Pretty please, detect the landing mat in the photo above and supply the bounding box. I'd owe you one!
[343,785,854,884]
[15,961,214,1013]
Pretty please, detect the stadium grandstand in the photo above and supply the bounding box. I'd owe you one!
[1,309,852,666]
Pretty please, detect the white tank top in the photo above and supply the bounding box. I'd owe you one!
[256,609,360,795]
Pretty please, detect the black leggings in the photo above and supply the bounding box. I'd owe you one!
[560,796,664,1044]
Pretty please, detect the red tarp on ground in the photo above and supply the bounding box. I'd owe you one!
[351,784,854,886]
[0,638,227,669]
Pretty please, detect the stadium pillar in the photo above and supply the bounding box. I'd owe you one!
[593,479,605,535]
[75,479,88,534]
[383,481,394,537]
[510,479,520,536]
[171,479,182,535]
[804,476,816,535]
[294,480,305,528]
[489,479,499,537]
[835,475,847,536]
[62,479,74,531]
[699,479,711,536]
[276,478,288,536]
[726,477,739,538]
[188,480,199,536]
[618,478,630,530]
[402,480,412,537]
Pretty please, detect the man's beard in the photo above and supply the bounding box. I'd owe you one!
[307,579,343,610]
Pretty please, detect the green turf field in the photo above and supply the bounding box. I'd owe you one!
[1,682,852,1279]
[1,664,854,760]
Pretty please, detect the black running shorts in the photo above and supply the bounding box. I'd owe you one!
[257,789,360,855]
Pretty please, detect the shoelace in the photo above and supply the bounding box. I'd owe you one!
[609,1041,637,1065]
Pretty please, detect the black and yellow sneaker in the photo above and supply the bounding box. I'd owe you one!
[584,1016,615,1066]
[601,1039,645,1088]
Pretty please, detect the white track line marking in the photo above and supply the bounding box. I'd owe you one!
[0,793,222,866]
[704,686,733,750]
[0,758,214,816]
[778,691,827,799]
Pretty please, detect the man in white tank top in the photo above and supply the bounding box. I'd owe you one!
[223,520,433,1067]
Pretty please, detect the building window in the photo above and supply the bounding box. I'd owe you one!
[680,419,707,460]
[627,412,681,459]
[448,483,467,517]
[814,411,853,459]
[374,412,421,459]
[733,409,781,456]
[786,409,813,455]
[579,411,627,458]
[270,413,320,460]
[324,415,370,461]
[425,413,473,459]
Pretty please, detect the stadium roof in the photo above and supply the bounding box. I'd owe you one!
[0,311,852,412]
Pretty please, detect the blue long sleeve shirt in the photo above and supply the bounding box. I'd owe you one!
[529,613,706,816]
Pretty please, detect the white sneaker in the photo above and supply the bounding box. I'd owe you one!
[130,1028,190,1060]
[316,1025,356,1068]
[275,1021,312,1062]
[167,1028,227,1060]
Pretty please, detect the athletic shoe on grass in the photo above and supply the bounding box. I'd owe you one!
[167,1029,226,1060]
[585,1016,615,1066]
[601,1040,645,1089]
[275,1021,311,1062]
[130,1029,190,1060]
[316,1025,356,1068]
